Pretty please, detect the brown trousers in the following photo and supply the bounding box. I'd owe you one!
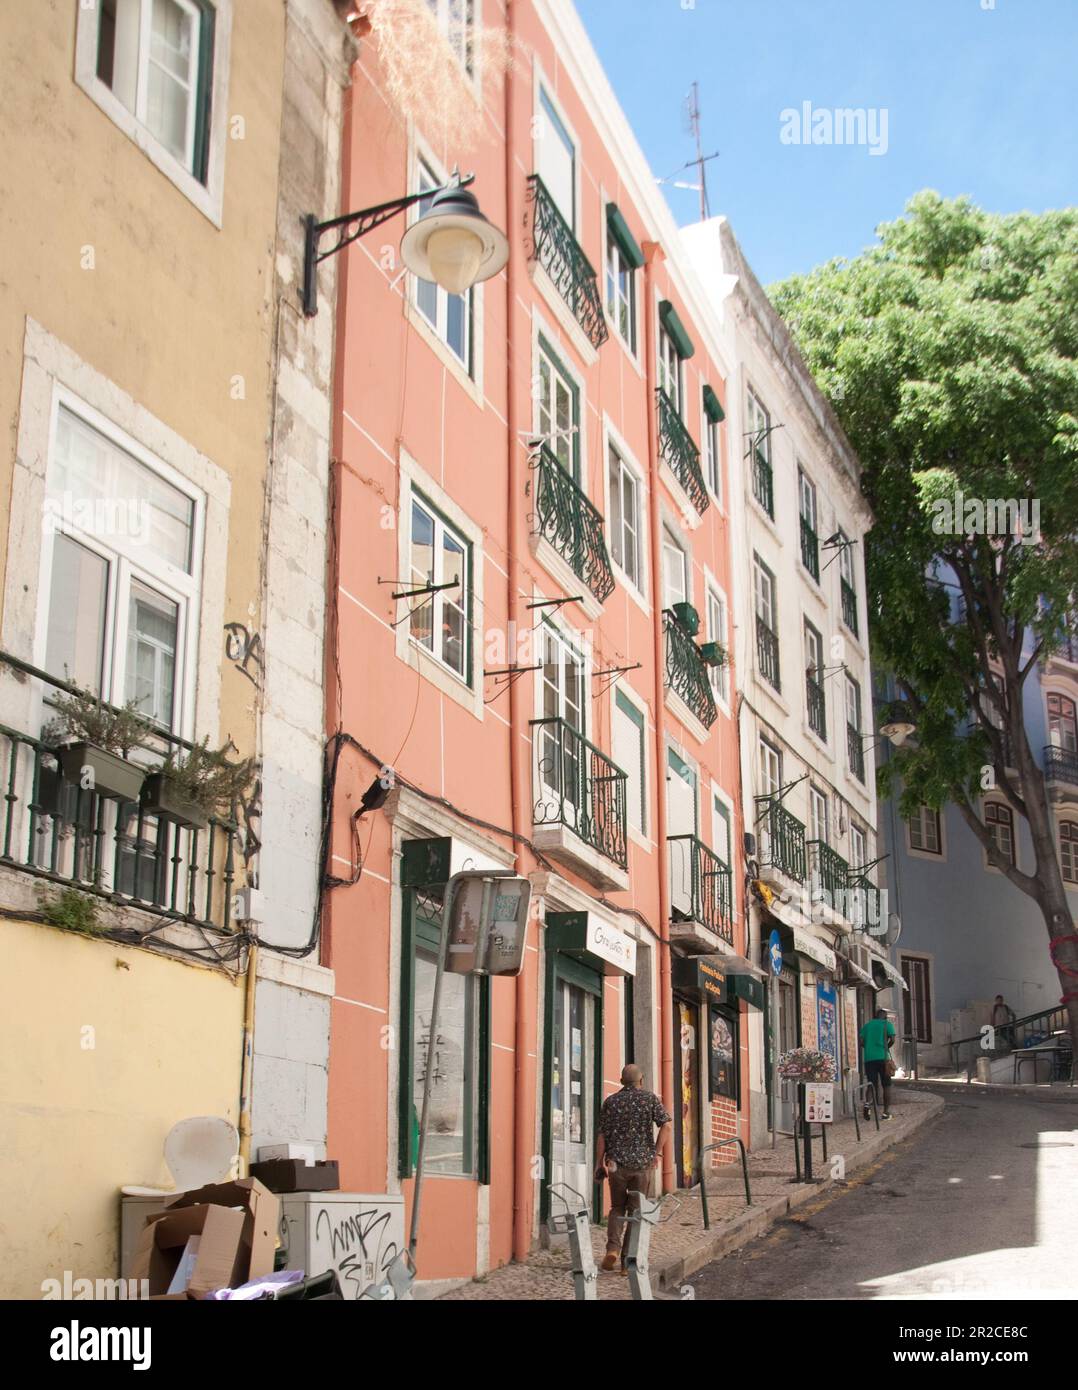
[605,1166,651,1256]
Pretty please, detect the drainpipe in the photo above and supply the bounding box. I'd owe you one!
[504,0,533,1263]
[641,243,675,1190]
[237,943,258,1175]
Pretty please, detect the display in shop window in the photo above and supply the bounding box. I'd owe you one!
[709,1006,737,1100]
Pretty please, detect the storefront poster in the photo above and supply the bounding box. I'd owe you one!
[804,1082,834,1123]
[816,979,840,1076]
[709,1007,736,1100]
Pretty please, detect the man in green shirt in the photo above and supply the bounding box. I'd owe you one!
[859,1008,896,1120]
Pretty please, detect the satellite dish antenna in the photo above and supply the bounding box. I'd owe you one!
[882,911,902,948]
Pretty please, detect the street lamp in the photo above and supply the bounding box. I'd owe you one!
[879,701,918,748]
[302,171,509,317]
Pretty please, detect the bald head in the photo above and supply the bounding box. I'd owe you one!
[621,1063,643,1088]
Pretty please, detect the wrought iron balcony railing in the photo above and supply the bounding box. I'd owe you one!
[756,617,781,693]
[657,389,709,515]
[668,834,733,945]
[531,717,627,869]
[663,611,718,728]
[841,578,859,637]
[0,652,241,934]
[756,797,806,883]
[806,673,826,740]
[532,443,614,603]
[1044,745,1078,787]
[848,723,866,783]
[751,446,773,517]
[800,517,819,582]
[526,175,608,351]
[808,839,849,912]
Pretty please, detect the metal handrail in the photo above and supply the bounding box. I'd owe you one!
[800,516,819,581]
[526,174,608,350]
[1044,745,1078,786]
[530,716,628,869]
[756,616,781,692]
[950,1003,1071,1074]
[756,795,806,883]
[532,443,615,603]
[696,1139,752,1228]
[667,833,733,943]
[657,389,709,514]
[663,611,718,728]
[751,446,773,517]
[806,672,826,739]
[840,578,859,637]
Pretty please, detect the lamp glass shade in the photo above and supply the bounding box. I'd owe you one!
[425,225,486,295]
[880,720,916,747]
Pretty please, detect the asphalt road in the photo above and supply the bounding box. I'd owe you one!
[688,1086,1078,1300]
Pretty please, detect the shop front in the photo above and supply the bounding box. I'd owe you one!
[671,955,737,1187]
[542,912,636,1223]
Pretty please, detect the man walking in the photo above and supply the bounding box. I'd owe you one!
[595,1064,671,1273]
[859,1006,896,1120]
[991,994,1017,1050]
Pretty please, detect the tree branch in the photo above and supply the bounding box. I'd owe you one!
[953,795,1038,898]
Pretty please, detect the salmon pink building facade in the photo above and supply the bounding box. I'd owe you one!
[319,0,755,1290]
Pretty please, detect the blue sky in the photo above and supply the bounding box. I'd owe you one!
[574,0,1078,286]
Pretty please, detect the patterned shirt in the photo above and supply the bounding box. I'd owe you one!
[599,1087,672,1170]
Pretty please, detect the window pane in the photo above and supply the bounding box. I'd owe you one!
[538,91,575,228]
[126,580,179,727]
[45,535,109,693]
[608,451,623,569]
[147,0,198,166]
[52,408,195,573]
[410,502,435,651]
[414,946,475,1176]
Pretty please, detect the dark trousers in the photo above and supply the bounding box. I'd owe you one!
[865,1059,891,1107]
[606,1167,650,1256]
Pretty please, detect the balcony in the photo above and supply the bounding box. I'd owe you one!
[808,839,850,926]
[0,654,241,935]
[531,717,628,890]
[532,443,614,604]
[756,617,781,693]
[656,389,709,515]
[806,673,826,740]
[669,834,733,952]
[664,611,717,730]
[756,797,806,885]
[1045,745,1078,803]
[848,723,866,783]
[800,516,819,582]
[841,578,859,638]
[751,446,773,518]
[526,174,608,352]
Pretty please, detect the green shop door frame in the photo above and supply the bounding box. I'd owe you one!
[541,915,606,1226]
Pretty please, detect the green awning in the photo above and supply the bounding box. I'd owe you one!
[659,300,695,360]
[703,384,725,423]
[606,203,645,270]
[727,974,764,1010]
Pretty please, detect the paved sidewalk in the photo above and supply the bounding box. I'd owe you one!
[440,1085,943,1300]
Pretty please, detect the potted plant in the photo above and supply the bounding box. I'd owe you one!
[141,737,255,831]
[43,686,151,804]
[777,1047,837,1084]
[697,641,727,668]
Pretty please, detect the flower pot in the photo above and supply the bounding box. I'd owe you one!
[140,771,210,830]
[698,641,726,668]
[672,601,700,637]
[31,760,64,817]
[56,742,145,803]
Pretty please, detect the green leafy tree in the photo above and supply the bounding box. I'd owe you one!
[771,193,1078,1052]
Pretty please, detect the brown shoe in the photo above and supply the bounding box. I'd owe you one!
[601,1253,618,1271]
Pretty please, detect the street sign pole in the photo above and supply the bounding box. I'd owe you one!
[768,928,782,1150]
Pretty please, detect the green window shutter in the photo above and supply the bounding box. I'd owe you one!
[659,300,695,360]
[606,203,645,270]
[703,384,725,423]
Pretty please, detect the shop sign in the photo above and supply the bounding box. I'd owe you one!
[789,927,837,973]
[804,1082,834,1124]
[672,955,727,1001]
[816,979,840,1077]
[584,917,637,976]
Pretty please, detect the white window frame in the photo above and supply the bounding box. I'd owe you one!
[711,784,735,869]
[663,524,689,611]
[396,450,485,720]
[746,386,771,464]
[406,493,471,685]
[533,74,580,234]
[753,554,776,634]
[413,153,475,375]
[605,227,638,358]
[907,804,946,861]
[534,331,582,478]
[758,737,782,800]
[612,683,649,847]
[809,784,829,845]
[74,0,232,227]
[849,823,867,873]
[424,0,478,82]
[702,388,722,504]
[658,324,683,415]
[1061,820,1078,886]
[704,576,730,712]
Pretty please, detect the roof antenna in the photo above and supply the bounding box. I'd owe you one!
[683,82,718,221]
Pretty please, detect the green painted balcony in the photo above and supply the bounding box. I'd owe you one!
[532,443,614,604]
[657,389,709,514]
[756,796,806,884]
[526,175,608,351]
[664,611,717,729]
[808,839,849,913]
[669,834,734,947]
[531,717,628,881]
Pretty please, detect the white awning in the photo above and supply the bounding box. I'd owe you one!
[842,956,876,989]
[870,953,909,991]
[789,926,837,974]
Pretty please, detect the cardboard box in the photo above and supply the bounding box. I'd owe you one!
[132,1204,246,1299]
[249,1159,339,1194]
[163,1177,279,1290]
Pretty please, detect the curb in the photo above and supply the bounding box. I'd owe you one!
[652,1094,944,1293]
[905,1078,1078,1102]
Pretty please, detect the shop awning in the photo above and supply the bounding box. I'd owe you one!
[787,926,837,974]
[869,953,908,991]
[841,956,877,989]
[727,973,765,1010]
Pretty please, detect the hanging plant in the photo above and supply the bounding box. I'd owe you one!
[778,1047,836,1083]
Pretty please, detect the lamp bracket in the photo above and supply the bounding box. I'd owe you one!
[302,173,477,316]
